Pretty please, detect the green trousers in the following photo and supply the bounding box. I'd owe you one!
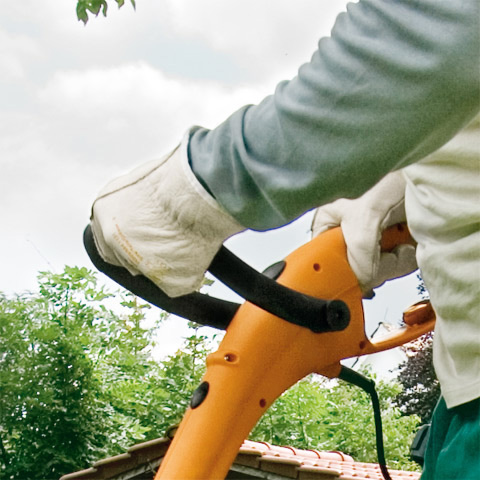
[421,397,480,480]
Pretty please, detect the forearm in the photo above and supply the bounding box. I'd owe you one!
[189,0,479,230]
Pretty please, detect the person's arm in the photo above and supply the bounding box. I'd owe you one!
[189,0,479,230]
[91,0,479,297]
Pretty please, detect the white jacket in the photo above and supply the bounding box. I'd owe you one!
[404,118,480,408]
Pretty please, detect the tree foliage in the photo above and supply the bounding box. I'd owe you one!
[1,267,422,478]
[395,333,440,423]
[394,273,440,423]
[145,324,215,436]
[0,267,166,479]
[76,0,136,25]
[251,373,421,472]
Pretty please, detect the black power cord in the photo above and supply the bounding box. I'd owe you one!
[338,366,393,480]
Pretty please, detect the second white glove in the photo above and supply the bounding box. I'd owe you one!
[91,131,245,297]
[311,171,417,295]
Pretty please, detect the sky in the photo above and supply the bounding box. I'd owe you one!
[1,0,423,363]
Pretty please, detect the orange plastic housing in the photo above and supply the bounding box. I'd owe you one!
[155,226,434,479]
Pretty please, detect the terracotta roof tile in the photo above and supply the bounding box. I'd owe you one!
[236,441,420,480]
[60,437,421,480]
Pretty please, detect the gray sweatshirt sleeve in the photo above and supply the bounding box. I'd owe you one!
[188,0,479,231]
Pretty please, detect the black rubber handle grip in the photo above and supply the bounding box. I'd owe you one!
[83,225,239,330]
[209,246,349,333]
[83,225,349,333]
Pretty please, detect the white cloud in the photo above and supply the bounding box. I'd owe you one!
[3,0,348,84]
[0,30,42,80]
[0,61,271,293]
[163,0,349,80]
[39,62,260,121]
[37,62,270,171]
[0,0,352,296]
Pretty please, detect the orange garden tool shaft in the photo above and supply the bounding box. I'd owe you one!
[155,225,434,479]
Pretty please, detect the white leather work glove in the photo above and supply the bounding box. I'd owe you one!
[90,131,245,297]
[311,171,417,296]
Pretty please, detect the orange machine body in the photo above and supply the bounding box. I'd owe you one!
[156,227,434,479]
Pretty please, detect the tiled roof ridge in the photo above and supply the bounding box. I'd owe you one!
[236,440,420,480]
[240,439,355,462]
[60,436,421,480]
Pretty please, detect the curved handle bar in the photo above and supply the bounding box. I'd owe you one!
[83,225,239,330]
[209,246,350,333]
[83,225,349,333]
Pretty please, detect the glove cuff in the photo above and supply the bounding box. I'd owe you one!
[91,130,244,297]
[178,128,245,241]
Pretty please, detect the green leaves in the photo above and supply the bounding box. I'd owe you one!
[0,267,167,479]
[0,266,219,479]
[396,333,440,423]
[76,0,136,25]
[250,372,421,472]
[0,266,422,477]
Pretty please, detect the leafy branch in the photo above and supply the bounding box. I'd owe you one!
[76,0,136,25]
